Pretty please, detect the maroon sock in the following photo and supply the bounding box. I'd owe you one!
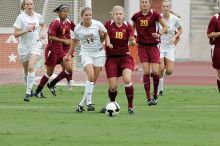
[153,74,160,97]
[143,74,151,101]
[50,71,66,86]
[125,85,134,108]
[35,75,49,93]
[217,79,220,93]
[66,71,72,82]
[108,89,117,102]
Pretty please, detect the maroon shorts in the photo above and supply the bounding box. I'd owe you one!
[45,47,66,68]
[212,47,220,69]
[138,45,160,63]
[105,55,134,78]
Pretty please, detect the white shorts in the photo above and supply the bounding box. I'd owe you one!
[160,44,175,61]
[81,55,106,68]
[18,42,42,62]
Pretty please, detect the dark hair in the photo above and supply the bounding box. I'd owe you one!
[53,4,69,13]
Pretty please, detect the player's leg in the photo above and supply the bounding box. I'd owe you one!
[217,69,220,93]
[25,54,38,99]
[76,55,95,112]
[34,49,56,98]
[138,46,152,103]
[158,57,165,96]
[150,46,160,105]
[122,68,134,114]
[21,61,28,84]
[21,60,29,101]
[47,60,72,96]
[142,62,151,102]
[151,63,160,98]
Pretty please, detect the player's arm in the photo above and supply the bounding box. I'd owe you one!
[207,32,220,39]
[14,26,35,38]
[48,35,72,46]
[105,33,113,48]
[152,18,167,39]
[171,26,183,45]
[40,23,46,39]
[64,39,79,61]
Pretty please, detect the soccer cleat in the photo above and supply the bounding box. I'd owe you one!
[75,105,85,113]
[47,83,56,96]
[24,94,30,102]
[128,107,135,114]
[100,107,106,113]
[87,104,95,111]
[158,90,163,96]
[34,91,46,98]
[29,90,34,97]
[148,99,157,106]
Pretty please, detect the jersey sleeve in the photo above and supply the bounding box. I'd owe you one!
[207,16,216,34]
[73,26,80,40]
[175,17,182,29]
[155,11,162,22]
[13,15,22,29]
[127,22,134,37]
[98,21,107,32]
[131,13,137,22]
[48,20,59,36]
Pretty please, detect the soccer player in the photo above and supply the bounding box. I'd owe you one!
[65,7,111,112]
[46,5,76,95]
[34,4,73,97]
[207,0,220,93]
[131,0,167,105]
[100,6,136,114]
[13,0,46,102]
[158,0,183,96]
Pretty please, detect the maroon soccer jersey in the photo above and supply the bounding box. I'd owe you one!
[131,9,161,44]
[105,20,134,56]
[207,13,220,48]
[47,18,75,49]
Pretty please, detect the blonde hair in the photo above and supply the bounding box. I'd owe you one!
[112,5,124,15]
[80,7,92,17]
[20,0,34,10]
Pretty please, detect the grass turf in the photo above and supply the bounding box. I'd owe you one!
[0,84,220,146]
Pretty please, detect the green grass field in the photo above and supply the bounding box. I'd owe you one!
[0,84,220,146]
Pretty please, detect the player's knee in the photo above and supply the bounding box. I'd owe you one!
[28,66,34,73]
[165,70,173,76]
[87,76,95,82]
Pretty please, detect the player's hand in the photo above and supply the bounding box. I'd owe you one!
[152,33,160,39]
[129,36,136,46]
[27,25,35,32]
[170,37,176,45]
[63,53,71,62]
[107,42,113,49]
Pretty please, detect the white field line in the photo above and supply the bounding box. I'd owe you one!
[0,105,220,112]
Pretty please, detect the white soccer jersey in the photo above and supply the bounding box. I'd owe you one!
[13,11,44,48]
[74,19,106,57]
[159,13,182,47]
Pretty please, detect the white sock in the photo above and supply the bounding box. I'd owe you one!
[158,77,164,92]
[26,72,35,95]
[79,94,87,106]
[85,81,94,105]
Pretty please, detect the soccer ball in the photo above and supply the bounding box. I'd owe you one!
[105,102,120,117]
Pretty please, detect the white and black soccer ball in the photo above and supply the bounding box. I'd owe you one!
[105,102,120,117]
